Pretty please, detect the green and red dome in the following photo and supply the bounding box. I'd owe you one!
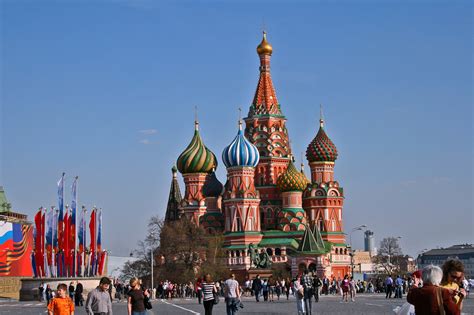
[306,120,338,162]
[277,161,309,192]
[177,122,217,174]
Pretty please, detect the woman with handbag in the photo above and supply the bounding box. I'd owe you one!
[127,277,151,315]
[293,276,305,315]
[202,274,218,315]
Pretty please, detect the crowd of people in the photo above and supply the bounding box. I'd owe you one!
[41,258,471,315]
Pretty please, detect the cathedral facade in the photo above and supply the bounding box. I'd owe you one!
[165,32,350,280]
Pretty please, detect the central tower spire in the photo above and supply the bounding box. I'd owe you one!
[244,31,292,230]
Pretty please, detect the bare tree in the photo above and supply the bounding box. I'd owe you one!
[373,237,403,274]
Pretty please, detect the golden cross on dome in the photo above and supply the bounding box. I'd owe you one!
[319,104,324,128]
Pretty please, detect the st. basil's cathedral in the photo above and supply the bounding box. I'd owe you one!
[165,32,351,280]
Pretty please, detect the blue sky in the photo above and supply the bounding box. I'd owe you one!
[1,1,472,257]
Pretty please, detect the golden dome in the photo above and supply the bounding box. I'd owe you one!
[257,31,273,55]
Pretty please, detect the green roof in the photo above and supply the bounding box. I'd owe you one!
[298,224,330,254]
[262,230,304,237]
[259,237,299,249]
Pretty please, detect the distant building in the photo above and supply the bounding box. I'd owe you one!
[353,250,374,274]
[364,230,375,256]
[399,255,416,273]
[417,244,474,278]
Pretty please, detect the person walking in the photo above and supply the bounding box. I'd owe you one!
[285,277,291,300]
[46,285,53,305]
[341,275,349,302]
[262,279,269,301]
[195,278,203,305]
[349,276,356,302]
[224,273,240,315]
[86,277,113,315]
[47,283,74,315]
[74,282,83,306]
[394,275,403,298]
[312,274,322,302]
[68,282,75,301]
[202,274,217,315]
[294,276,305,315]
[252,275,262,302]
[126,277,150,315]
[39,282,45,302]
[385,275,393,298]
[301,269,313,314]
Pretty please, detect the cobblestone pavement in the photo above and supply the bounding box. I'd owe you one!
[0,294,473,314]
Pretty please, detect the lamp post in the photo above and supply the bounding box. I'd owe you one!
[349,225,367,276]
[150,232,157,299]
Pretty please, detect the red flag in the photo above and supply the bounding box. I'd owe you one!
[89,209,96,255]
[66,211,72,275]
[34,209,44,277]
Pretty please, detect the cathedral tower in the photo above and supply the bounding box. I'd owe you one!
[222,120,262,247]
[164,166,183,222]
[244,32,291,229]
[176,120,217,225]
[303,114,345,245]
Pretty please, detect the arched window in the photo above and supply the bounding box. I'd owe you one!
[275,248,281,256]
[266,248,273,256]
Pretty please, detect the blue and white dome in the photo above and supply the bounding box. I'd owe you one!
[222,122,260,168]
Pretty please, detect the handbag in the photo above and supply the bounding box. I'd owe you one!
[436,287,445,315]
[213,291,220,305]
[144,295,153,310]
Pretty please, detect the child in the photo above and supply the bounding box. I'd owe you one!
[47,283,75,315]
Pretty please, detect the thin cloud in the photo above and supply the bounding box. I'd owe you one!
[139,139,151,145]
[139,129,157,135]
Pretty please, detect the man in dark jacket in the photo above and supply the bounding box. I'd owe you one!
[251,275,262,302]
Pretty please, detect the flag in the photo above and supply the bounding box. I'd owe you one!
[31,251,37,278]
[78,208,85,254]
[89,209,96,276]
[45,208,53,267]
[70,177,77,261]
[63,209,70,277]
[97,209,102,252]
[89,209,96,256]
[57,173,65,254]
[34,208,44,277]
[53,209,58,253]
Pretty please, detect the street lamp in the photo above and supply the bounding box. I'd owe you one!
[349,225,367,276]
[149,232,157,299]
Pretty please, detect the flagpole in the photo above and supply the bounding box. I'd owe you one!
[74,176,78,277]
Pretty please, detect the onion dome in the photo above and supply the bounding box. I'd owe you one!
[202,171,224,198]
[177,121,217,174]
[222,121,260,168]
[306,118,338,162]
[276,160,309,192]
[257,31,273,55]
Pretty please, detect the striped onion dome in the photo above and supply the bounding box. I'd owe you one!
[306,119,338,162]
[222,121,260,168]
[277,160,309,192]
[177,121,217,174]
